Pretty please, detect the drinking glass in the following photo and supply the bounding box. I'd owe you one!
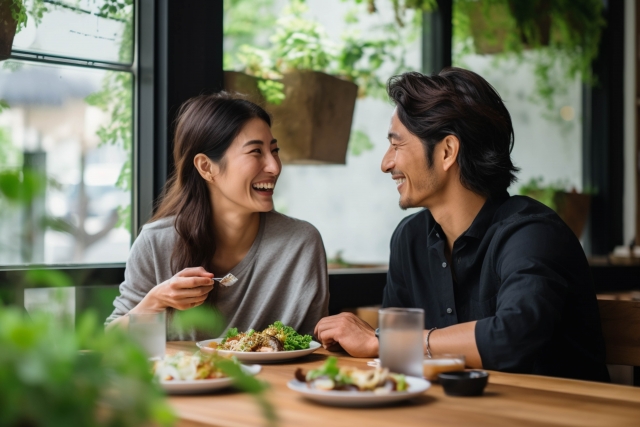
[378,307,424,377]
[129,311,166,359]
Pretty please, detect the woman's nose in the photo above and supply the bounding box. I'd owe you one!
[264,152,281,175]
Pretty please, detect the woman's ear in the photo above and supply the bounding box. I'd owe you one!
[194,154,219,183]
[441,135,460,172]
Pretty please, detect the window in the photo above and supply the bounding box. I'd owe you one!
[223,0,423,266]
[0,0,134,266]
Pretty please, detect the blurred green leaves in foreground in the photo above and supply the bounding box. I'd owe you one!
[0,166,276,426]
[0,306,175,426]
[0,291,277,426]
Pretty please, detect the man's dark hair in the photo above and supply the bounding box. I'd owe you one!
[387,67,519,197]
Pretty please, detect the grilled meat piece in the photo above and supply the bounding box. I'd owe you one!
[265,334,284,351]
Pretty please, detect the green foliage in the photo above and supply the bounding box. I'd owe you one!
[24,268,74,288]
[518,176,568,211]
[0,169,45,204]
[346,0,436,26]
[452,0,605,113]
[0,307,175,427]
[85,69,133,232]
[9,0,30,33]
[267,320,312,351]
[223,0,276,69]
[257,79,285,105]
[229,0,421,101]
[172,305,225,338]
[0,125,22,167]
[222,326,239,344]
[348,129,374,156]
[306,356,341,380]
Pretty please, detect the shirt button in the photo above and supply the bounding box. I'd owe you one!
[442,262,447,268]
[446,308,453,314]
[436,233,440,238]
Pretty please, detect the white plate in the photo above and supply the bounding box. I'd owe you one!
[287,376,431,407]
[196,338,321,363]
[160,364,261,394]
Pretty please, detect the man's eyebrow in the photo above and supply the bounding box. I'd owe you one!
[242,139,278,147]
[388,132,401,140]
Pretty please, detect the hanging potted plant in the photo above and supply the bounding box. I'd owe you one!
[225,0,416,164]
[363,0,605,114]
[0,0,26,60]
[519,177,595,239]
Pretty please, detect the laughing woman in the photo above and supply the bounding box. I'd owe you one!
[105,93,329,339]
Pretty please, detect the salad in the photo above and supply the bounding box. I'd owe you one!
[154,352,230,381]
[294,357,408,393]
[210,321,313,352]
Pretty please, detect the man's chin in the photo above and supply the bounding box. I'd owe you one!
[398,198,415,211]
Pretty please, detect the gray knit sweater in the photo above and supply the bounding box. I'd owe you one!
[105,211,329,340]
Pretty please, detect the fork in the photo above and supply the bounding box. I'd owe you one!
[212,273,238,287]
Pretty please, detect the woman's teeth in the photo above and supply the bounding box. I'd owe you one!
[394,178,406,186]
[252,182,275,190]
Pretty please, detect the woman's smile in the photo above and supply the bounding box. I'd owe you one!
[251,180,276,196]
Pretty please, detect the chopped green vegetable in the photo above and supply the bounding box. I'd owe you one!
[221,327,239,344]
[390,373,407,391]
[267,321,312,351]
[307,356,340,381]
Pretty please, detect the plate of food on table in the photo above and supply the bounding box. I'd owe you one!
[197,321,321,363]
[287,357,431,406]
[154,351,261,394]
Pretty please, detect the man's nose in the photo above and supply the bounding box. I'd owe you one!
[381,146,395,173]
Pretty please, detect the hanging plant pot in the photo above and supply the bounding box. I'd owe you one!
[0,0,19,61]
[554,192,591,240]
[464,0,551,55]
[224,70,358,164]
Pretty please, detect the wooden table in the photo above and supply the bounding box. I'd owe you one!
[167,342,640,427]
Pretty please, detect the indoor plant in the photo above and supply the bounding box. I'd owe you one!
[225,0,420,163]
[519,176,594,239]
[362,0,605,114]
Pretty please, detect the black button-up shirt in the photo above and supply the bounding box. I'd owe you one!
[382,192,610,382]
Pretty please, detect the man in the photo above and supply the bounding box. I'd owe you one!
[315,68,609,382]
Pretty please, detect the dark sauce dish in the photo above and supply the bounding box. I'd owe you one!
[438,370,489,397]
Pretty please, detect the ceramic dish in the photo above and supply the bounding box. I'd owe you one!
[197,338,321,363]
[160,364,261,394]
[286,376,431,407]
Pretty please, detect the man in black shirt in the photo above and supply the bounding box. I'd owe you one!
[314,68,609,382]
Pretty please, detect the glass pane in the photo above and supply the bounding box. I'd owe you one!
[0,60,133,265]
[11,0,134,64]
[224,0,422,266]
[452,2,583,195]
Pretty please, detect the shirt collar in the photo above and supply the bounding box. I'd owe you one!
[462,191,510,239]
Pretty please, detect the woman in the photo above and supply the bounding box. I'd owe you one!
[105,93,329,339]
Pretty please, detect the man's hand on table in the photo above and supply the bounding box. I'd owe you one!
[314,312,379,358]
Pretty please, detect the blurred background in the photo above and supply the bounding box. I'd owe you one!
[0,0,637,328]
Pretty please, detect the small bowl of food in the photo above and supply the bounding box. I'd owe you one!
[422,354,465,381]
[438,370,489,396]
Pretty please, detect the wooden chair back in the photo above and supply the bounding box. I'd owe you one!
[597,299,640,366]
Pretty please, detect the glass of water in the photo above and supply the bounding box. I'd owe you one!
[378,308,424,377]
[128,311,166,359]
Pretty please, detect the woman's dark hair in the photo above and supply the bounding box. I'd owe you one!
[151,92,271,274]
[387,67,519,197]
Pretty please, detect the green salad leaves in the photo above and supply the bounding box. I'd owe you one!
[267,321,313,351]
[220,321,312,351]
